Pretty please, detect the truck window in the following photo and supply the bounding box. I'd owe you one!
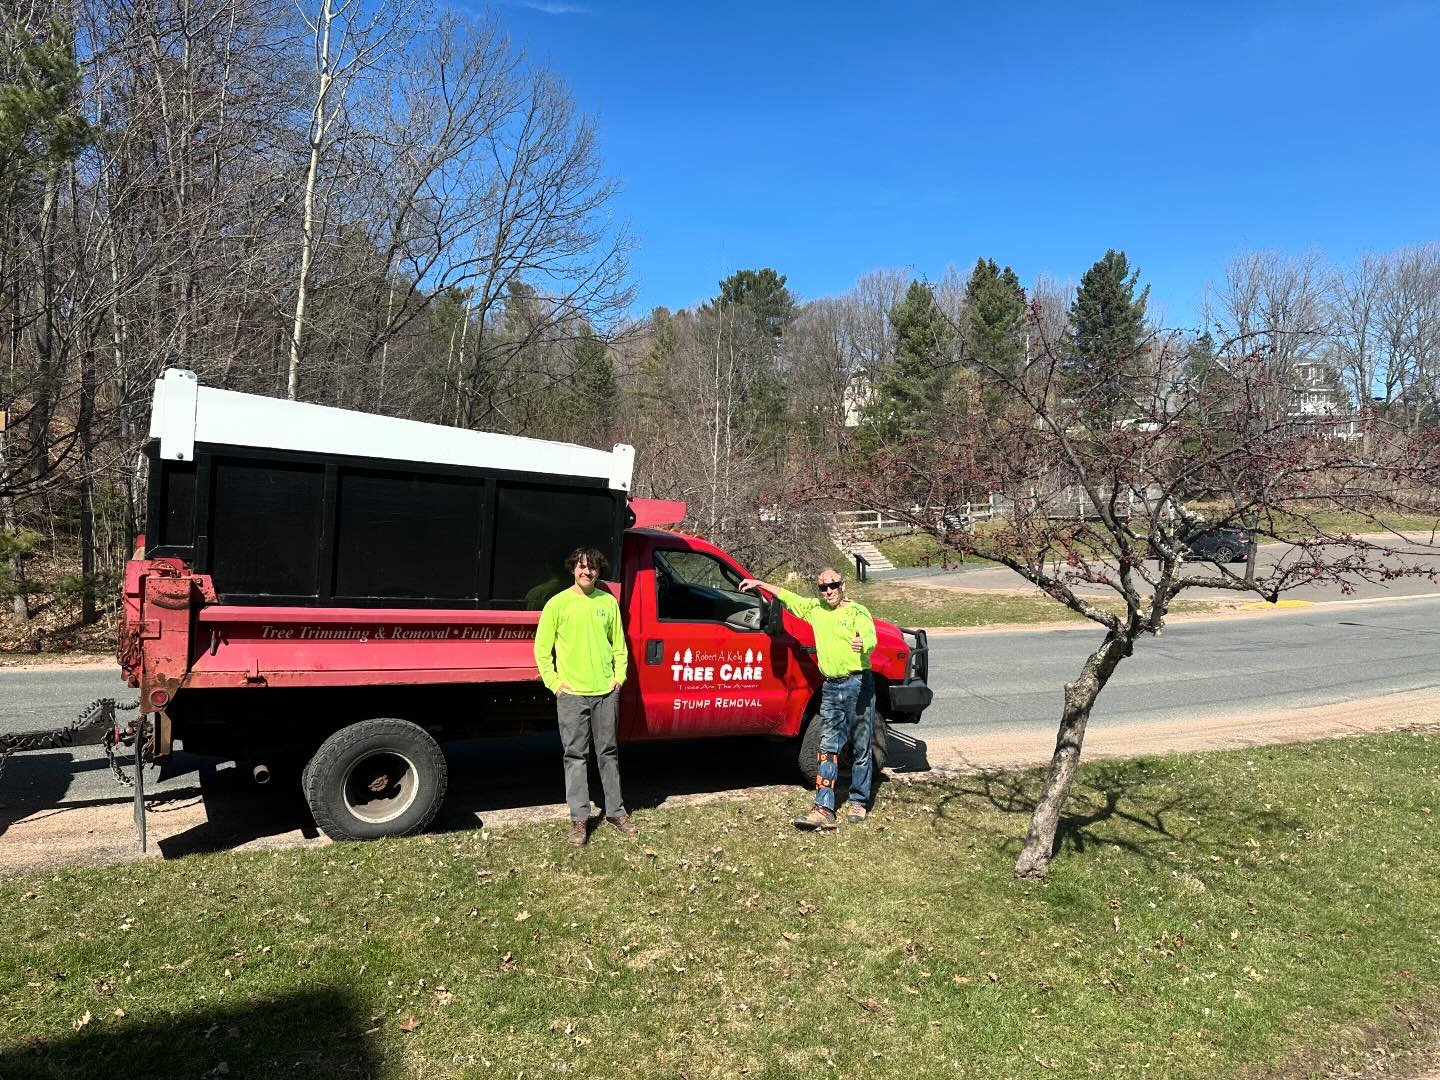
[654,550,761,626]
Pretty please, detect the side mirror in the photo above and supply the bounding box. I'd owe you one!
[762,592,784,634]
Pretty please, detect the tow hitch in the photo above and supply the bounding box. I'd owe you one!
[0,698,153,851]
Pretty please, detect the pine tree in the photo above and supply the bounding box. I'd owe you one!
[569,328,617,441]
[1066,249,1150,423]
[861,280,955,442]
[965,258,1027,375]
[716,268,795,337]
[713,269,794,461]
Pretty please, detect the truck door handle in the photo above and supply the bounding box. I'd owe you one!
[645,639,663,665]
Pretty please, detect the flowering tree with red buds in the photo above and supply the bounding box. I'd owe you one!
[834,314,1440,879]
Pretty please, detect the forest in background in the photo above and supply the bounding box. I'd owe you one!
[4,1,1440,648]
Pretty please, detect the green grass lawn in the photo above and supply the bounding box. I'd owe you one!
[871,511,1440,567]
[1265,509,1440,542]
[4,733,1438,1078]
[872,530,972,569]
[849,579,1224,629]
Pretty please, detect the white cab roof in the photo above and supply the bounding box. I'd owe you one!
[147,369,634,491]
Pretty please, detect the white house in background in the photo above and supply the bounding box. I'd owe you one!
[1289,360,1362,438]
[842,371,873,428]
[1290,360,1342,415]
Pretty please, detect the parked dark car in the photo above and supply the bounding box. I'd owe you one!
[1182,526,1255,563]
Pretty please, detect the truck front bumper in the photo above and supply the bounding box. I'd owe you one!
[887,679,934,718]
[886,627,933,722]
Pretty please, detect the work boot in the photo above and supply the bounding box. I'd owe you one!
[606,813,638,837]
[846,803,868,825]
[567,819,588,847]
[793,805,837,831]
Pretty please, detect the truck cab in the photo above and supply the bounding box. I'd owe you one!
[619,528,928,744]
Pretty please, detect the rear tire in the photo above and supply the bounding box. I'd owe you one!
[1212,544,1237,563]
[302,718,448,841]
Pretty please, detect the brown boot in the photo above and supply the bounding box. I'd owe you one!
[793,805,837,831]
[606,813,638,837]
[567,819,588,847]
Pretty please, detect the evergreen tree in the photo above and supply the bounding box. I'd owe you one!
[637,306,677,402]
[965,257,1027,375]
[716,267,795,337]
[1066,249,1150,422]
[568,328,617,440]
[0,18,91,199]
[712,269,794,461]
[1181,331,1220,383]
[861,280,955,442]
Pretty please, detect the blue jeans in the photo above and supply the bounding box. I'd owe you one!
[814,671,876,812]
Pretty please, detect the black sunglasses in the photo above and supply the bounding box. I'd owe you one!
[817,581,843,592]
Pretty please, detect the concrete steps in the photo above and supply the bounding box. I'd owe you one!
[830,531,895,573]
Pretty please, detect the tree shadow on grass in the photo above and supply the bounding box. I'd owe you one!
[929,757,1303,867]
[0,986,381,1080]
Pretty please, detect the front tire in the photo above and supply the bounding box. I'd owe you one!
[795,711,890,784]
[797,710,822,786]
[302,718,448,841]
[870,715,890,772]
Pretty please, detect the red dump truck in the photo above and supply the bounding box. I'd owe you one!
[106,370,932,840]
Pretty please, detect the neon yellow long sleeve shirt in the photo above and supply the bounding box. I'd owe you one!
[534,586,628,695]
[773,587,877,678]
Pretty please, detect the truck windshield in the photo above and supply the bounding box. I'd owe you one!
[653,549,759,625]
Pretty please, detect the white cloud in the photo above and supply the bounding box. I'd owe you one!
[512,0,590,13]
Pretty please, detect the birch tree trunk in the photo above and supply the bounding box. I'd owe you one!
[289,0,336,400]
[378,282,395,408]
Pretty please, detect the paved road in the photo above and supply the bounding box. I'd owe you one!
[3,595,1438,816]
[930,595,1440,737]
[897,539,1440,604]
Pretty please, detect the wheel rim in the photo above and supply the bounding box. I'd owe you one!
[342,749,421,825]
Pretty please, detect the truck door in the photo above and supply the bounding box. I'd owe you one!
[624,547,791,739]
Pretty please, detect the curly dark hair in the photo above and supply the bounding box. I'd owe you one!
[564,546,609,578]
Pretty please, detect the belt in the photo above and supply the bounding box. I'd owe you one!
[823,673,861,683]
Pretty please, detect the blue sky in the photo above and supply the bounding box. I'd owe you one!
[481,0,1439,326]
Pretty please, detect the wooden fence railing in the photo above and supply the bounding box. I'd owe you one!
[831,497,999,533]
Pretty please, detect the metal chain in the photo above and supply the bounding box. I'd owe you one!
[0,696,141,786]
[102,700,144,788]
[103,726,134,787]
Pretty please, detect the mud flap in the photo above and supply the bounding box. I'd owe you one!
[133,715,147,853]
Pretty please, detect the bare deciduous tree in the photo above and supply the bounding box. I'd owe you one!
[835,310,1440,879]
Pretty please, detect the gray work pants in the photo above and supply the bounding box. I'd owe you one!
[556,689,625,821]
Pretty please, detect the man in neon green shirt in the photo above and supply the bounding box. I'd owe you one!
[535,546,635,846]
[740,568,878,830]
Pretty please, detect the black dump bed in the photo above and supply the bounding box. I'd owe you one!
[145,442,627,611]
